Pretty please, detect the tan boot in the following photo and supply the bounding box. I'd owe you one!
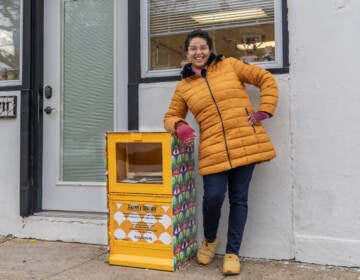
[196,238,218,265]
[222,254,241,275]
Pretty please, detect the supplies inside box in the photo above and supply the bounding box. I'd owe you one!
[116,142,163,184]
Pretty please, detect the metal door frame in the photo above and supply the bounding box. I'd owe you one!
[19,0,44,216]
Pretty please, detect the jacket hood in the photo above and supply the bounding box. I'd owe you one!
[181,53,223,79]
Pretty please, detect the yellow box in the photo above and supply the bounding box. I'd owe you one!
[106,132,197,271]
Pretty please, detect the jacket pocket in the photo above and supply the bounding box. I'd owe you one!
[245,107,256,133]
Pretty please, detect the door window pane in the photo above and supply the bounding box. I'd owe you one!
[62,0,113,182]
[147,0,277,71]
[0,0,20,81]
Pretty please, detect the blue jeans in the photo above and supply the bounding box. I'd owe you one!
[202,163,255,254]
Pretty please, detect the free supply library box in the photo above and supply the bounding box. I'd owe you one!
[106,132,197,271]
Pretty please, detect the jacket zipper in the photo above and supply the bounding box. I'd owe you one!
[202,75,233,169]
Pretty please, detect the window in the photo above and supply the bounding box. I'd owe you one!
[0,0,21,84]
[140,0,288,78]
[62,0,114,182]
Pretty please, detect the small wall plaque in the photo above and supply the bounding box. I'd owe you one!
[0,96,17,118]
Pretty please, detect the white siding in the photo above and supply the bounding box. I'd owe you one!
[289,0,360,266]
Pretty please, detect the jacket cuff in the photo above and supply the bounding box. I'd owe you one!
[258,105,276,117]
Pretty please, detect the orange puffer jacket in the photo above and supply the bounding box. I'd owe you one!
[164,54,278,176]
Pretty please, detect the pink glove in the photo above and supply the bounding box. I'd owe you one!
[248,111,270,125]
[176,122,195,145]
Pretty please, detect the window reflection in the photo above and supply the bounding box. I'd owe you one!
[149,0,275,70]
[0,0,20,81]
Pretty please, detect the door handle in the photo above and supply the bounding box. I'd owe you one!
[44,106,55,114]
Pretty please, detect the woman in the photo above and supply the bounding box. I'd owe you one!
[164,29,278,275]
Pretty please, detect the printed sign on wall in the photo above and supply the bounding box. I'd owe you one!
[0,96,17,118]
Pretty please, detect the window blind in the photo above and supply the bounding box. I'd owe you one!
[150,0,274,36]
[62,0,113,182]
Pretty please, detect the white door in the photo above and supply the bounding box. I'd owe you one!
[43,0,115,212]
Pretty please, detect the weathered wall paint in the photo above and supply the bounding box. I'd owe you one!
[289,0,360,266]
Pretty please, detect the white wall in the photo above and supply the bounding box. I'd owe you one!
[289,0,360,266]
[0,91,22,236]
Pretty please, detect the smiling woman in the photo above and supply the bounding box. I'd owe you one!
[0,0,20,82]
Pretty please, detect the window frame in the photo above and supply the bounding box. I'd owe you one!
[139,0,289,80]
[0,0,23,87]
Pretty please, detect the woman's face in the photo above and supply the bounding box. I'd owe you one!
[186,37,211,70]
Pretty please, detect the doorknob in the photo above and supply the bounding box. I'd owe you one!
[44,106,55,114]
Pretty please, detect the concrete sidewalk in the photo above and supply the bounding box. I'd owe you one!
[0,235,359,280]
